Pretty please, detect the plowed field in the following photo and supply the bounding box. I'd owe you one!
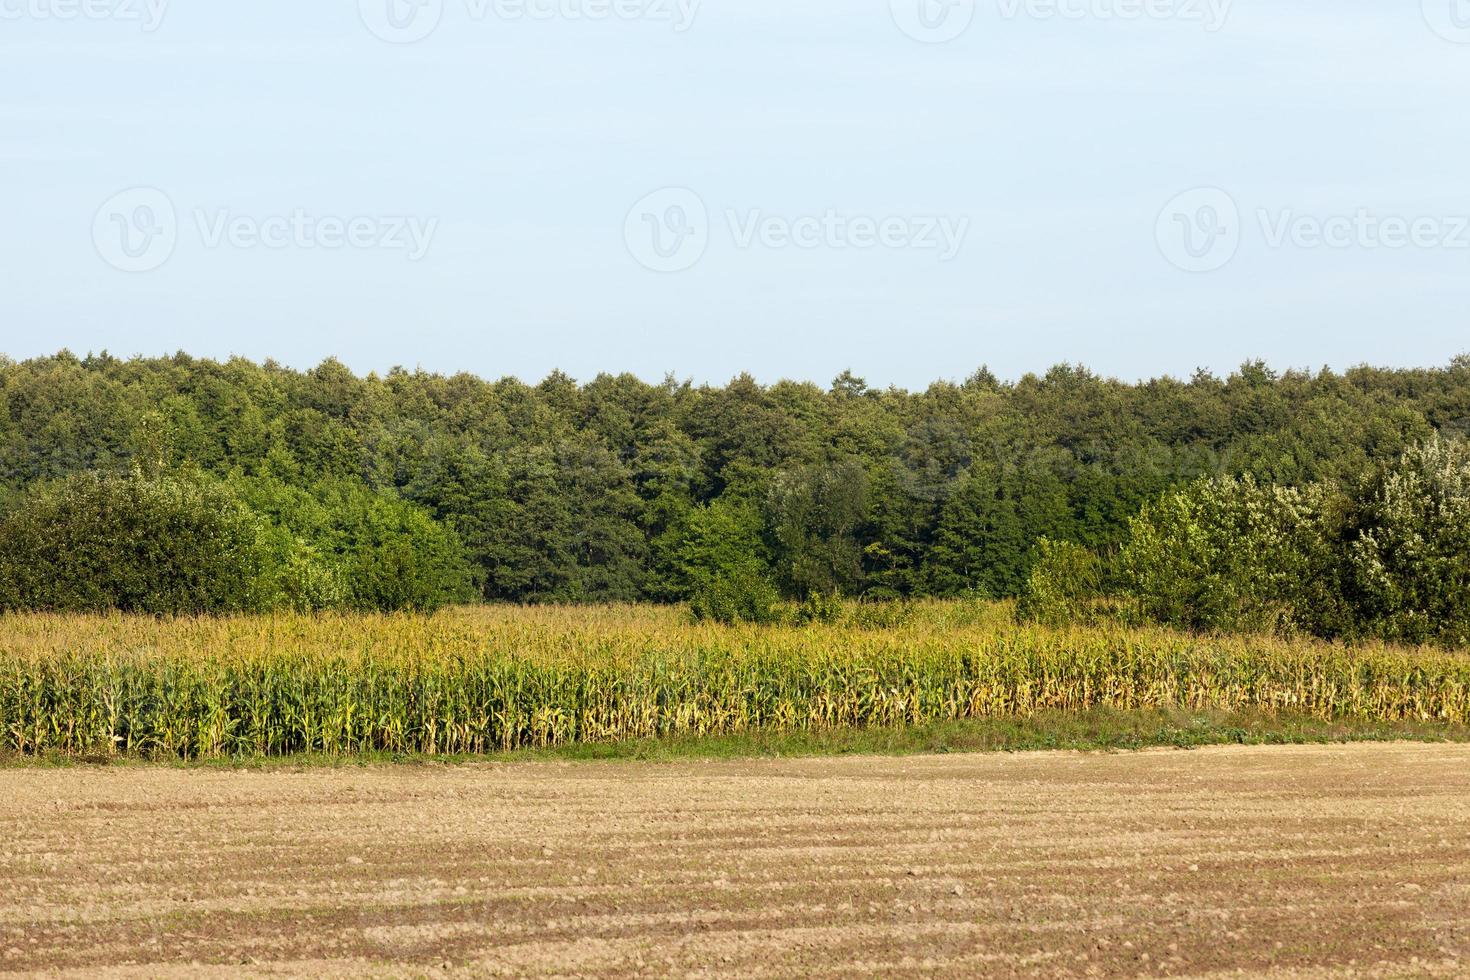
[3,744,1468,977]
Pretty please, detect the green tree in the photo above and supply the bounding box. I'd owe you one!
[1017,538,1102,627]
[1352,436,1470,646]
[925,464,1017,598]
[2,351,1469,612]
[767,460,868,598]
[0,470,270,614]
[676,497,779,624]
[1118,476,1351,636]
[240,477,477,612]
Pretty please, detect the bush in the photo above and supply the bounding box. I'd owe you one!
[1118,477,1351,637]
[256,533,349,612]
[0,470,270,615]
[689,566,781,625]
[242,478,478,613]
[1352,436,1470,646]
[1017,538,1102,627]
[0,471,479,616]
[678,497,782,625]
[794,589,844,625]
[332,487,479,612]
[843,599,915,630]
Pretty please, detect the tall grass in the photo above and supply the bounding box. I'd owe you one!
[1,603,1467,759]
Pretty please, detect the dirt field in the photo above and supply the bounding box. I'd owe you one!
[2,744,1469,978]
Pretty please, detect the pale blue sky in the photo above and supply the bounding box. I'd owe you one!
[2,0,1468,387]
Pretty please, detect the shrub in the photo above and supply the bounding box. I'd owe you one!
[255,532,349,612]
[0,471,478,616]
[1118,477,1351,636]
[794,589,844,625]
[0,470,270,615]
[678,497,782,624]
[333,488,479,612]
[1352,436,1470,647]
[237,478,479,613]
[843,599,915,630]
[688,566,781,625]
[1017,538,1101,627]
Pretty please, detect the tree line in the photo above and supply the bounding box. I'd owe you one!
[1021,437,1470,647]
[0,350,1467,617]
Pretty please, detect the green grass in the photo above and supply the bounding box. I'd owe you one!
[4,707,1466,770]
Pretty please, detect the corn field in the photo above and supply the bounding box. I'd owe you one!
[2,603,1468,760]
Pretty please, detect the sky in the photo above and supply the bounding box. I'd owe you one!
[2,0,1469,389]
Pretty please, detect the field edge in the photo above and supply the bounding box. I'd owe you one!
[5,706,1468,771]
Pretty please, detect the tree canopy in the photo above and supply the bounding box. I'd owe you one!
[1,351,1467,613]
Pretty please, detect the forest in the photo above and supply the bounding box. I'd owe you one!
[0,351,1467,643]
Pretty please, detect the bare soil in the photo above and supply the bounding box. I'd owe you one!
[2,743,1469,978]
